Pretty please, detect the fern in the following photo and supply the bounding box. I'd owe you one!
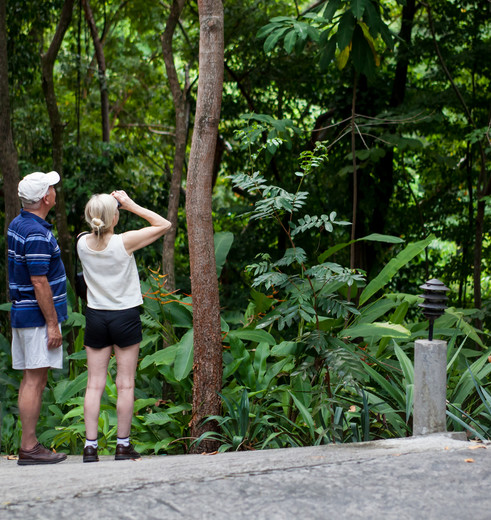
[291,212,351,236]
[306,263,365,286]
[302,331,367,386]
[274,248,307,267]
[251,188,308,221]
[141,313,163,331]
[251,272,291,290]
[317,296,360,319]
[229,171,267,193]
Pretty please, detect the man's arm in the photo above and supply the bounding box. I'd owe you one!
[31,275,63,350]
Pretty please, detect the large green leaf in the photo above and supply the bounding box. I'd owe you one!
[376,300,409,356]
[340,322,411,339]
[161,300,193,328]
[173,329,194,381]
[361,364,405,406]
[451,353,491,405]
[140,344,178,369]
[264,27,290,52]
[289,391,315,438]
[54,371,88,404]
[394,344,414,385]
[337,11,356,50]
[352,24,376,77]
[0,332,12,355]
[444,308,484,348]
[319,233,404,262]
[214,231,234,277]
[359,235,435,305]
[227,328,276,345]
[351,0,368,19]
[271,341,297,357]
[354,298,397,324]
[322,0,341,22]
[254,342,270,388]
[143,412,172,426]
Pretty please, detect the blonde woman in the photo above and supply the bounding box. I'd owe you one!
[77,190,171,462]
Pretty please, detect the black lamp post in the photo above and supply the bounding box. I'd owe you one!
[418,279,449,341]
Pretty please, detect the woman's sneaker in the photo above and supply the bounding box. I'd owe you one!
[83,445,99,463]
[115,443,141,460]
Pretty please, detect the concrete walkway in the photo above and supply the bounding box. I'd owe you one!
[1,434,490,519]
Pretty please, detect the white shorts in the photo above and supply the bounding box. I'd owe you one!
[12,324,63,370]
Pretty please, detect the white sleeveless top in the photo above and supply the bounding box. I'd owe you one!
[77,234,143,310]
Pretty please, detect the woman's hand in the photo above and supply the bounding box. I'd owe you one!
[111,190,134,210]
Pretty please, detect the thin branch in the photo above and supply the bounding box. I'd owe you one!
[423,2,474,126]
[354,121,369,150]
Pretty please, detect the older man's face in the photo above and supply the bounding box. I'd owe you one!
[45,186,57,209]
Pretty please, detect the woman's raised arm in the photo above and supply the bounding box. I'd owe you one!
[112,190,171,255]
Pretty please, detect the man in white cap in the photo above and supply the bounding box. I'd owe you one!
[7,171,68,464]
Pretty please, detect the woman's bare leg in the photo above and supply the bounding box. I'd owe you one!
[84,346,112,440]
[114,343,140,438]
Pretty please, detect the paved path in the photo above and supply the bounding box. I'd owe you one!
[1,434,489,519]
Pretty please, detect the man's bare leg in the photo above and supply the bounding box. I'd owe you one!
[18,367,48,450]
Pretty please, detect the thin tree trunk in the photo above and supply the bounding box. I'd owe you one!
[390,0,417,107]
[161,0,191,291]
[40,0,75,291]
[82,0,128,99]
[187,0,224,453]
[349,72,357,273]
[0,0,20,300]
[82,0,110,142]
[354,0,417,276]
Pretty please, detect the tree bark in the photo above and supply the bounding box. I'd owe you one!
[161,0,191,291]
[187,0,224,453]
[390,0,417,107]
[82,0,110,142]
[40,0,75,290]
[0,0,20,300]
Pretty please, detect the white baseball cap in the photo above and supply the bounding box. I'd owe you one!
[18,171,60,203]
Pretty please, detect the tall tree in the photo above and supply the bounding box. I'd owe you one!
[40,0,76,288]
[161,0,191,291]
[82,0,110,142]
[0,0,20,299]
[186,0,224,453]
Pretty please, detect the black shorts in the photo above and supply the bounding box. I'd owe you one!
[84,306,142,349]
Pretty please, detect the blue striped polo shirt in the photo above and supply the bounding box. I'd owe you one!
[8,209,68,328]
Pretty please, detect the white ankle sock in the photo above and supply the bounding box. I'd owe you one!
[117,436,130,447]
[85,438,98,448]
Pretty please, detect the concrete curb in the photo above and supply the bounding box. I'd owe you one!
[1,434,489,519]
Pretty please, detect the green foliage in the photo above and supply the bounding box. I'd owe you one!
[257,0,402,77]
[1,0,490,456]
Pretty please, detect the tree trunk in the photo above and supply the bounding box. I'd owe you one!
[0,0,20,300]
[82,0,110,142]
[40,0,75,290]
[349,72,358,273]
[390,0,417,107]
[82,0,128,100]
[187,0,224,453]
[161,0,191,291]
[353,0,417,276]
